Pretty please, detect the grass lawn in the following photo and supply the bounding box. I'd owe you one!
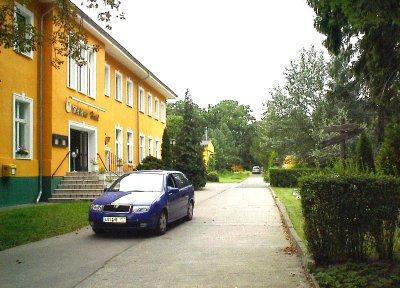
[271,187,306,242]
[0,202,90,251]
[218,171,250,183]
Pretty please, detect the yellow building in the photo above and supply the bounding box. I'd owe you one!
[0,1,177,207]
[201,140,215,167]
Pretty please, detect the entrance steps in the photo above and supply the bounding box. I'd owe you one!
[48,172,106,203]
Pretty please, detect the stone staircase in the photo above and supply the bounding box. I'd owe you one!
[48,172,106,203]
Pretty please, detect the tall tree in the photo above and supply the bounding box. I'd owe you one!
[161,128,173,170]
[174,90,207,189]
[307,0,400,142]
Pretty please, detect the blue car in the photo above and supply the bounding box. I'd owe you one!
[89,170,195,235]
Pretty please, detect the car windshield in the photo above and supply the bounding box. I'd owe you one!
[109,173,164,192]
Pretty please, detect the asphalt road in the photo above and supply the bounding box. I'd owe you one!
[0,175,309,288]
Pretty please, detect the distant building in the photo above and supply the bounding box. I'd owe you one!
[201,140,215,167]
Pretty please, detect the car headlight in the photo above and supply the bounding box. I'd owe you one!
[131,206,150,213]
[91,204,103,212]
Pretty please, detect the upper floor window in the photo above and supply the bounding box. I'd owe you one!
[14,3,34,59]
[87,50,96,98]
[160,102,166,123]
[104,63,110,96]
[13,93,33,160]
[154,98,160,119]
[126,78,133,107]
[139,87,145,113]
[115,71,122,102]
[147,93,153,116]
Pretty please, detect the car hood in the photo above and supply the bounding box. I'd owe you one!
[94,191,163,206]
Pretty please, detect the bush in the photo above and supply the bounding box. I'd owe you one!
[206,171,219,182]
[355,131,375,172]
[136,156,163,170]
[269,168,316,187]
[377,123,400,176]
[299,173,400,264]
[231,164,244,172]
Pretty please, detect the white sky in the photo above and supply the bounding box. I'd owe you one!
[76,0,327,119]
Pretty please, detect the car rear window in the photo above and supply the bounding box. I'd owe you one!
[110,173,164,192]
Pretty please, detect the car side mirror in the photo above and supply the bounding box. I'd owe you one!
[167,186,179,194]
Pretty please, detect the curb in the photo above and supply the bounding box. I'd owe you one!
[268,186,320,288]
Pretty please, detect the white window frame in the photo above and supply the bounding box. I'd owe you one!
[139,134,145,162]
[147,93,153,116]
[14,3,34,59]
[138,87,145,113]
[67,53,77,90]
[13,93,33,160]
[160,102,166,123]
[104,63,110,97]
[115,70,123,102]
[115,126,123,161]
[126,78,134,107]
[148,137,153,157]
[154,98,160,120]
[155,138,160,159]
[77,48,88,94]
[126,130,134,164]
[87,49,96,99]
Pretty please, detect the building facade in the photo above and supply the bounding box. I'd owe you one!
[0,1,177,207]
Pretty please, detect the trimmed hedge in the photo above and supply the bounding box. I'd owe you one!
[299,173,400,264]
[269,168,316,187]
[207,171,220,182]
[136,156,163,170]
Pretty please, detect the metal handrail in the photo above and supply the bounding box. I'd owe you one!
[51,151,70,178]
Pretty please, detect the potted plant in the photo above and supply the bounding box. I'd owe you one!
[90,157,99,172]
[98,166,106,181]
[16,146,29,158]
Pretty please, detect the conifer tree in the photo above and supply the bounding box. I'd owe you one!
[355,131,375,172]
[174,90,207,189]
[161,128,173,169]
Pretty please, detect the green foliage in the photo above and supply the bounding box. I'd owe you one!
[377,123,400,177]
[0,202,90,251]
[174,90,207,189]
[161,128,173,170]
[269,168,316,188]
[299,174,400,264]
[355,132,375,172]
[206,171,219,182]
[218,171,250,183]
[315,262,400,288]
[136,156,163,170]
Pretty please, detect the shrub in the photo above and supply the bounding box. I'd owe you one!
[355,131,375,172]
[377,123,400,176]
[269,168,316,187]
[206,171,219,182]
[231,164,244,172]
[136,156,163,170]
[299,173,400,264]
[263,170,269,182]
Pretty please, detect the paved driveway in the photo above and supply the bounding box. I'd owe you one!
[0,175,308,288]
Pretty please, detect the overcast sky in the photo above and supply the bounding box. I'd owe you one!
[76,0,327,119]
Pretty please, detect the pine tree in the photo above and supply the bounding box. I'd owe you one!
[175,90,207,189]
[161,128,173,169]
[377,123,400,176]
[355,131,375,172]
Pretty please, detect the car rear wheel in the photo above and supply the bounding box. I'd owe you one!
[155,211,167,235]
[186,201,194,221]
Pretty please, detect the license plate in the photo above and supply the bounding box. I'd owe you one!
[103,217,126,224]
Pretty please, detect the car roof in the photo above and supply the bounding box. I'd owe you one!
[127,170,183,175]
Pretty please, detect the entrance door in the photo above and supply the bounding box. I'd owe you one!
[70,129,89,172]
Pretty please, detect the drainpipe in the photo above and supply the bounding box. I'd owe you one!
[136,72,150,164]
[36,6,56,203]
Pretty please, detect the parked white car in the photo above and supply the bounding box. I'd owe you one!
[252,166,261,174]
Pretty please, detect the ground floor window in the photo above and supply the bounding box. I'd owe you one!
[13,94,33,159]
[155,139,159,158]
[127,131,133,164]
[115,127,123,162]
[148,137,153,156]
[139,135,145,162]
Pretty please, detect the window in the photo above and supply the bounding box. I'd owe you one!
[87,50,96,98]
[77,49,88,94]
[13,94,33,159]
[172,173,189,189]
[139,135,145,162]
[126,131,133,164]
[68,54,77,90]
[154,98,160,119]
[104,63,110,96]
[147,93,153,116]
[138,87,145,112]
[126,79,133,107]
[155,139,159,158]
[115,127,123,161]
[115,71,122,102]
[14,3,34,58]
[148,137,153,156]
[160,102,166,123]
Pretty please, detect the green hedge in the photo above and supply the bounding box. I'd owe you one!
[206,171,219,182]
[136,156,163,170]
[299,173,400,264]
[269,168,316,187]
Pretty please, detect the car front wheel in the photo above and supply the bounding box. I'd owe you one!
[154,211,167,235]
